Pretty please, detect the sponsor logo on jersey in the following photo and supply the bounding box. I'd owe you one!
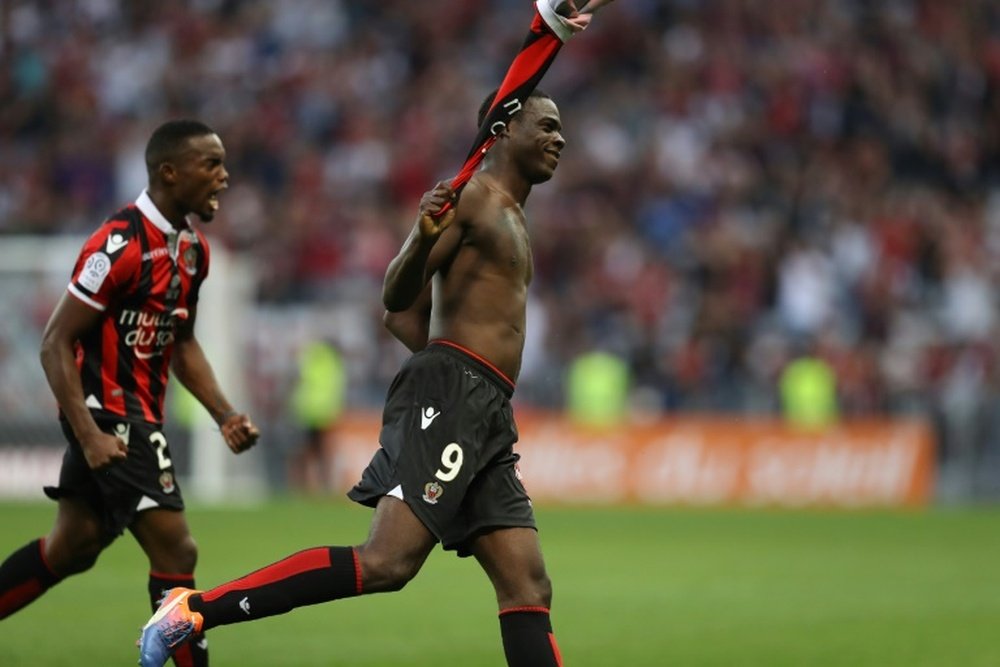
[105,233,128,254]
[119,307,188,359]
[78,252,111,293]
[420,407,441,430]
[422,481,444,504]
[141,247,170,261]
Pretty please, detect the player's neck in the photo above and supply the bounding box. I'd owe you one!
[146,187,190,230]
[480,168,530,207]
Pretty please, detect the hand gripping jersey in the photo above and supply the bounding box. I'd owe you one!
[66,191,210,425]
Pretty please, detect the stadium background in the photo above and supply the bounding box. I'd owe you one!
[3,0,1000,500]
[3,1,1000,665]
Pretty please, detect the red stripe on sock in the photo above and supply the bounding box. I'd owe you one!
[0,579,44,618]
[548,632,563,667]
[499,605,550,616]
[200,547,332,603]
[172,641,194,667]
[149,571,196,582]
[351,548,363,595]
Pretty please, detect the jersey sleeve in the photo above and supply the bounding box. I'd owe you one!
[67,220,138,311]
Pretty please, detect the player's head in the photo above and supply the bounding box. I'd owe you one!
[479,89,565,184]
[477,88,554,128]
[145,119,228,223]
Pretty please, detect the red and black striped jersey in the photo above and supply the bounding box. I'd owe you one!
[66,190,211,426]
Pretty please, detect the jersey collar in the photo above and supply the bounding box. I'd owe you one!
[136,189,193,235]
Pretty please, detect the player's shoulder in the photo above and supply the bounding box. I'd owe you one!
[462,174,522,226]
[458,175,498,221]
[463,174,491,203]
[81,204,144,259]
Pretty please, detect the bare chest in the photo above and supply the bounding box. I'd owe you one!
[490,206,533,283]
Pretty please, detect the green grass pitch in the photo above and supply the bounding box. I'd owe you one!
[1,499,999,666]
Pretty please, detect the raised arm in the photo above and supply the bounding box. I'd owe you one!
[40,293,129,470]
[382,182,462,312]
[171,305,259,454]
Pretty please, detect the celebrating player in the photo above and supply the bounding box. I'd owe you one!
[0,119,259,667]
[138,87,573,667]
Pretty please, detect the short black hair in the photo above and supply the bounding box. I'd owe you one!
[477,88,551,128]
[145,119,216,176]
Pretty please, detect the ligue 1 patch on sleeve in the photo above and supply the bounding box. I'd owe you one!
[78,252,112,293]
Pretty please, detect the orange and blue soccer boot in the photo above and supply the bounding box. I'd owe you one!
[137,588,204,667]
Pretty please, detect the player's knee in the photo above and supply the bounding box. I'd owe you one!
[524,571,553,607]
[536,573,553,607]
[146,533,198,574]
[164,534,199,574]
[497,570,552,609]
[173,534,199,573]
[47,536,103,576]
[356,547,421,593]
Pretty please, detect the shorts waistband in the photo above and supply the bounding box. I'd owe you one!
[428,340,515,398]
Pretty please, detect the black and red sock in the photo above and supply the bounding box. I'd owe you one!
[149,572,208,667]
[189,546,362,629]
[499,606,563,667]
[0,538,61,619]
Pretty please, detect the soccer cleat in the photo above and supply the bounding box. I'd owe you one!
[137,587,204,667]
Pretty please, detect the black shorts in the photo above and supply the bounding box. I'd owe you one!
[45,416,185,539]
[348,341,535,556]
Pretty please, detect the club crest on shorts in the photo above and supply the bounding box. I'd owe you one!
[159,471,176,494]
[422,481,444,504]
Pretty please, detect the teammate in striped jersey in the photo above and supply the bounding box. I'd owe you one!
[0,119,259,667]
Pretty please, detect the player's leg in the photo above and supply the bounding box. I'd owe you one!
[189,494,435,628]
[354,495,437,590]
[0,496,106,619]
[471,527,562,667]
[131,508,206,667]
[139,494,437,666]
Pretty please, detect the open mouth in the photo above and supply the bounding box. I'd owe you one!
[207,191,222,212]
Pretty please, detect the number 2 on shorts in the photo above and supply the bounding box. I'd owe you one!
[435,442,464,482]
[149,431,172,470]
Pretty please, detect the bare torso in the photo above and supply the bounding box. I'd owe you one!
[428,175,533,382]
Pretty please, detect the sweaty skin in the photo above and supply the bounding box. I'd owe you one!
[383,96,565,382]
[429,177,533,381]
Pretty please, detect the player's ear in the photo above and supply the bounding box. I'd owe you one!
[158,162,178,185]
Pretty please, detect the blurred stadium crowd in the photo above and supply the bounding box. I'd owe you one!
[3,0,1000,490]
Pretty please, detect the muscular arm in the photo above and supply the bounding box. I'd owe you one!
[39,293,128,470]
[171,306,259,453]
[383,284,432,352]
[382,182,462,312]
